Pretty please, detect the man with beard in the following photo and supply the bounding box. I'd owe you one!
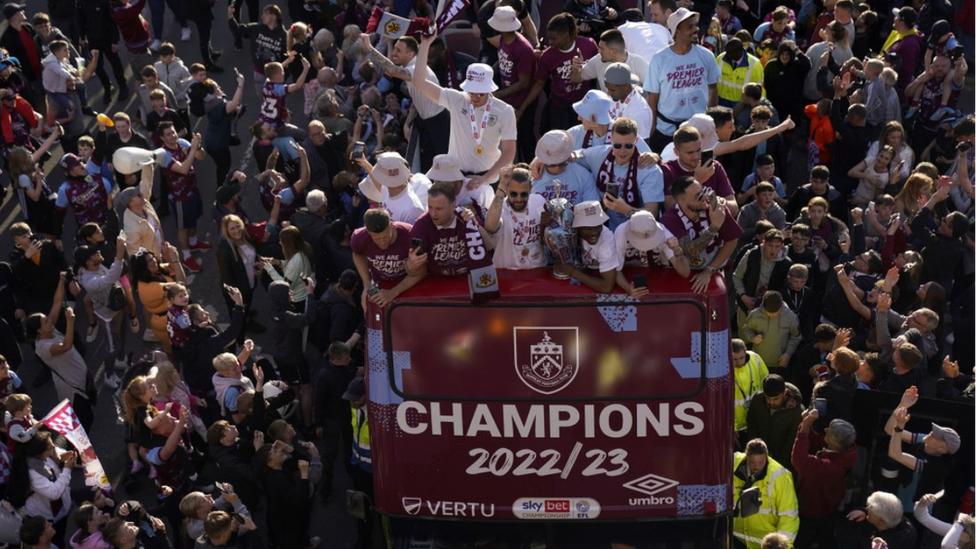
[485,165,547,270]
[409,183,495,278]
[904,55,967,155]
[661,176,743,294]
[643,8,719,152]
[571,28,649,93]
[552,200,620,294]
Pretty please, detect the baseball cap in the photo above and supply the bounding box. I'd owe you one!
[928,20,950,47]
[667,7,698,37]
[426,154,464,182]
[215,184,240,205]
[459,64,499,94]
[626,211,665,251]
[573,89,613,125]
[930,423,961,454]
[762,374,786,397]
[892,6,917,27]
[73,245,99,269]
[2,4,25,20]
[0,56,20,70]
[371,152,410,188]
[60,153,83,173]
[535,130,573,165]
[604,62,635,86]
[114,187,141,211]
[572,200,609,228]
[342,377,367,401]
[488,6,521,32]
[826,419,857,450]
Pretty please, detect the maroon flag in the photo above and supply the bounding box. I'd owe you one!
[435,0,471,32]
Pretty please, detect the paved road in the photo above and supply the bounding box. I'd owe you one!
[0,6,358,547]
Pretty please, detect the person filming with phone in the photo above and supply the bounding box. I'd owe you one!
[661,125,739,216]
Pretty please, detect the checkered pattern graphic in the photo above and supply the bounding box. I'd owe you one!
[677,484,728,515]
[596,294,638,332]
[42,401,81,435]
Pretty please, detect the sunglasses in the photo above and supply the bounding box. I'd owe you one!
[696,188,715,202]
[509,191,529,198]
[612,143,635,149]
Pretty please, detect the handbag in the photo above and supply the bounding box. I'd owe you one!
[107,283,127,311]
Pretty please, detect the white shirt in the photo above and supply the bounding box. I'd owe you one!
[580,51,650,92]
[492,194,548,270]
[457,179,495,211]
[437,89,518,181]
[581,226,622,273]
[614,221,675,269]
[34,331,88,402]
[617,22,672,64]
[407,59,446,120]
[408,173,432,209]
[381,184,426,224]
[610,87,654,139]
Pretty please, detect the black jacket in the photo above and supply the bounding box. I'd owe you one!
[181,306,246,393]
[313,359,357,425]
[828,95,874,196]
[261,469,311,549]
[734,246,792,311]
[48,0,79,19]
[785,183,848,225]
[78,0,121,47]
[0,24,44,82]
[8,238,70,314]
[268,282,317,367]
[182,0,215,22]
[763,45,811,121]
[216,239,255,302]
[911,207,966,293]
[289,209,332,290]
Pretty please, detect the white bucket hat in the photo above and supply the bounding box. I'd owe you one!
[358,179,383,203]
[460,63,499,93]
[627,211,665,251]
[667,7,698,37]
[535,130,573,165]
[371,152,410,187]
[572,200,609,228]
[573,89,613,125]
[425,154,465,182]
[488,6,521,32]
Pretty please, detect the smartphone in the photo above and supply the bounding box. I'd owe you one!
[958,141,974,153]
[814,398,827,416]
[351,141,366,160]
[272,440,294,454]
[605,181,621,198]
[367,283,380,298]
[952,45,965,60]
[701,149,714,165]
[633,274,647,289]
[215,482,228,494]
[411,238,424,253]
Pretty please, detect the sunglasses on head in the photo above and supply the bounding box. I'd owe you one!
[612,143,635,149]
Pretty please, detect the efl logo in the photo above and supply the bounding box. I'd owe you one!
[513,327,580,395]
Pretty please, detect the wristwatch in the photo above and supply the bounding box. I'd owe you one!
[893,427,904,433]
[706,266,719,274]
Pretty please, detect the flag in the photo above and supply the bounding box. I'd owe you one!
[435,0,471,32]
[365,7,433,40]
[41,399,113,495]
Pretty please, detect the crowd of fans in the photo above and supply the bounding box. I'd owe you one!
[0,0,972,548]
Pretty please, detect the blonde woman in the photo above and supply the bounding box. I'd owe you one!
[180,489,252,541]
[216,214,264,342]
[149,361,207,438]
[894,173,934,217]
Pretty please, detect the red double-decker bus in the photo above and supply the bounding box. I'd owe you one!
[365,267,733,547]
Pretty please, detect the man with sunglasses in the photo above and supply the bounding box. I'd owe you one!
[485,165,547,269]
[413,32,517,191]
[661,176,743,294]
[575,118,664,229]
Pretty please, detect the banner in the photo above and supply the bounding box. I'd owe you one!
[365,7,433,40]
[42,399,113,494]
[435,0,471,32]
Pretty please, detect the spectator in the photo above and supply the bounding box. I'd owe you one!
[883,386,959,498]
[764,40,810,123]
[312,342,357,498]
[0,4,45,109]
[732,438,800,549]
[733,230,792,331]
[572,28,648,94]
[732,338,769,438]
[716,39,764,109]
[255,444,319,549]
[741,291,801,374]
[846,491,917,549]
[746,374,804,468]
[737,182,787,241]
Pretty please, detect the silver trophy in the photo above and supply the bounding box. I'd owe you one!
[543,180,579,280]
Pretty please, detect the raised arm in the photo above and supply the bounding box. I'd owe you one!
[226,71,246,113]
[168,134,203,175]
[413,33,446,104]
[287,56,311,94]
[360,34,412,81]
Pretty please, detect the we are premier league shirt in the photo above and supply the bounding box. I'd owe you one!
[496,32,536,109]
[643,45,720,135]
[660,205,743,270]
[351,222,413,285]
[535,37,598,105]
[531,163,601,206]
[409,212,487,277]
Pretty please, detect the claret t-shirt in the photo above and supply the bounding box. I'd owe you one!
[351,222,413,284]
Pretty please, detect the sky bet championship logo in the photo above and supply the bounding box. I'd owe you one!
[512,498,601,519]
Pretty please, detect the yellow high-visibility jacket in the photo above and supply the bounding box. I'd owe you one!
[734,351,768,432]
[716,52,765,105]
[732,453,800,549]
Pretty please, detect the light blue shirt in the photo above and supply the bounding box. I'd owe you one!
[579,145,665,230]
[532,162,600,206]
[566,124,653,153]
[643,45,719,136]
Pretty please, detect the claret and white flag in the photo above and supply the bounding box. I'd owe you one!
[41,399,112,494]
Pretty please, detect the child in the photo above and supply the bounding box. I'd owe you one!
[715,0,743,36]
[259,59,311,160]
[739,154,787,205]
[0,354,24,420]
[212,352,256,423]
[77,223,140,344]
[136,65,178,128]
[40,40,92,124]
[804,98,835,169]
[4,393,40,447]
[146,89,187,146]
[286,23,321,117]
[68,502,113,549]
[924,20,958,70]
[753,7,795,47]
[786,223,818,282]
[186,63,209,118]
[863,194,900,250]
[849,146,898,206]
[165,283,192,352]
[153,42,193,129]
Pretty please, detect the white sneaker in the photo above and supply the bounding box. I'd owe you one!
[114,358,128,372]
[143,329,159,343]
[149,39,162,51]
[103,373,119,389]
[180,27,191,41]
[129,316,140,333]
[86,323,99,343]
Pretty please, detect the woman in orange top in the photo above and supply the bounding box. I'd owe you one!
[131,243,186,354]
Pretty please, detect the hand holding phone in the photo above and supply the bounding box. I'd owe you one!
[605,182,621,199]
[700,149,714,165]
